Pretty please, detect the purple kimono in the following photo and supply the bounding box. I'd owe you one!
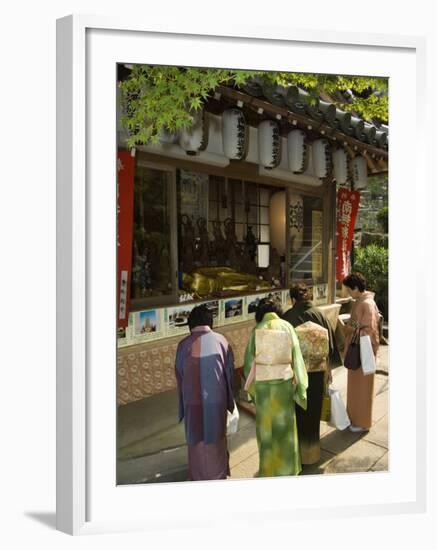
[175,326,234,480]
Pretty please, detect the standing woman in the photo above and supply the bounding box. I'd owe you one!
[342,273,380,433]
[243,298,308,477]
[175,305,235,481]
[283,283,341,464]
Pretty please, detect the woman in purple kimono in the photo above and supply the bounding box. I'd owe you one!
[175,305,235,481]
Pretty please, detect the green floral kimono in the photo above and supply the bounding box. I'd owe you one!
[244,312,308,477]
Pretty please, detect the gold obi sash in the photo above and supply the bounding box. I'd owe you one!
[295,321,329,372]
[255,329,293,382]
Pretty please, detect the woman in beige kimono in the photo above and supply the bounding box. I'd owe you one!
[342,273,380,433]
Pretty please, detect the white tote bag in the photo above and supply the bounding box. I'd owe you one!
[328,387,351,430]
[226,402,240,435]
[360,334,376,376]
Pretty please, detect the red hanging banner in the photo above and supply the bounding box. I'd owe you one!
[336,188,360,282]
[117,150,135,328]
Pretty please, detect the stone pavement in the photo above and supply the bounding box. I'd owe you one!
[117,345,389,484]
[230,360,388,479]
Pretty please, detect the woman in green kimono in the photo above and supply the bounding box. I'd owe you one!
[243,298,308,477]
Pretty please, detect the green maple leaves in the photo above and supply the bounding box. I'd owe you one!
[119,65,388,148]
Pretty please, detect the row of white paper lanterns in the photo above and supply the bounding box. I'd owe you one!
[174,108,368,189]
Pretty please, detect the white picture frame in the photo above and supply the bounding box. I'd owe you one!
[56,15,427,536]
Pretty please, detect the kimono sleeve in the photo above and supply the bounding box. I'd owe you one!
[358,301,380,354]
[243,329,256,401]
[288,323,308,410]
[174,343,184,422]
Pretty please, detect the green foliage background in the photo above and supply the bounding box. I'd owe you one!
[377,206,389,233]
[353,244,389,319]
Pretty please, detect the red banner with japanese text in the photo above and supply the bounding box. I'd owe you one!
[336,188,360,281]
[117,150,135,328]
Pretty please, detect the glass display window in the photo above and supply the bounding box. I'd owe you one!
[126,156,328,312]
[177,171,286,299]
[129,163,178,311]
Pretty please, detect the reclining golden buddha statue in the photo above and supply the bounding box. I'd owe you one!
[182,267,271,297]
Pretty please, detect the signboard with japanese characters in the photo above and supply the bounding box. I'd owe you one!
[336,188,360,281]
[117,150,135,328]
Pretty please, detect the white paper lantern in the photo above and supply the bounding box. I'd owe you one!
[289,193,304,252]
[179,110,208,155]
[222,108,248,160]
[312,139,331,179]
[269,191,286,255]
[351,156,368,189]
[287,130,308,173]
[258,120,281,169]
[332,148,349,185]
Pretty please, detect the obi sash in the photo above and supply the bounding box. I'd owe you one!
[254,329,293,382]
[295,321,329,372]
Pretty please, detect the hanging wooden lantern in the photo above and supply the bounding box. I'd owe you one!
[287,130,308,173]
[222,108,248,160]
[352,156,368,189]
[269,191,286,255]
[312,139,331,179]
[258,120,281,169]
[289,193,304,252]
[179,110,208,155]
[332,148,349,185]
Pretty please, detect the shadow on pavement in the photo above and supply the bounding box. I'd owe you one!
[319,427,365,455]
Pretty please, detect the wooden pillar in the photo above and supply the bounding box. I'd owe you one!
[327,179,337,304]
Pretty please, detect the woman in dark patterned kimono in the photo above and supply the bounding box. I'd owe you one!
[283,283,341,464]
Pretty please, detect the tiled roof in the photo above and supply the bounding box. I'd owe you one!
[237,76,388,151]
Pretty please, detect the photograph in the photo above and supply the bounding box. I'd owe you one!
[131,309,165,342]
[202,299,220,326]
[224,298,244,319]
[167,304,196,330]
[137,310,157,334]
[313,283,328,303]
[247,294,266,315]
[265,290,283,306]
[116,62,389,486]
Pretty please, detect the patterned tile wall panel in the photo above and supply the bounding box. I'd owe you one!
[117,320,255,405]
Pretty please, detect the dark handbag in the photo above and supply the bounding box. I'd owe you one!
[344,327,361,370]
